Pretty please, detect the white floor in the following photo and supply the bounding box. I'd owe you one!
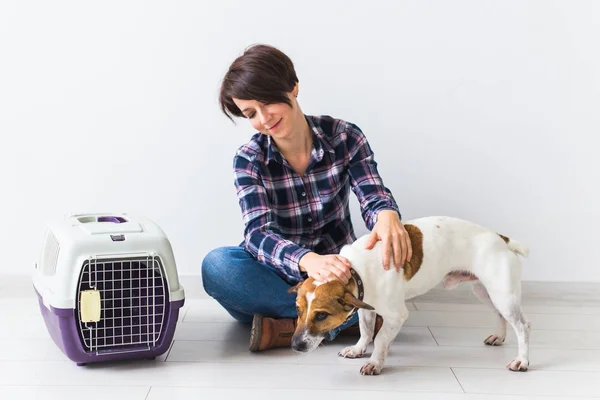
[2,275,600,399]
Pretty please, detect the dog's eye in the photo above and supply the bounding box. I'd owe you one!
[296,305,301,314]
[314,312,329,322]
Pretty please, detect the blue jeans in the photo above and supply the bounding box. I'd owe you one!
[201,246,358,341]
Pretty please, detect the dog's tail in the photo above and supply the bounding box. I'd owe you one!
[499,234,529,257]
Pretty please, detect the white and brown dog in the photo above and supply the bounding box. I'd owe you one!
[288,216,531,375]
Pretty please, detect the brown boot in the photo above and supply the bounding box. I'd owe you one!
[249,314,296,352]
[339,314,384,337]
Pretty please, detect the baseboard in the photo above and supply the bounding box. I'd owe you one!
[5,274,600,306]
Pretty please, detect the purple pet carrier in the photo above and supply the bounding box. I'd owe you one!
[33,213,185,365]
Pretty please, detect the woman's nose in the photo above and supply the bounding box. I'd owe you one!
[257,109,271,126]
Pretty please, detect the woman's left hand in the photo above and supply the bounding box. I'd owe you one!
[364,210,412,272]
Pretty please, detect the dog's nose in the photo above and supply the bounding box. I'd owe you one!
[291,337,308,352]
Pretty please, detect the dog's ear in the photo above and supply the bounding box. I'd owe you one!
[337,292,375,311]
[287,281,303,294]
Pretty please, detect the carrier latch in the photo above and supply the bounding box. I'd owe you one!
[80,289,101,323]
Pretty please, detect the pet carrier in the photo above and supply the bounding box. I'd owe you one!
[33,213,185,365]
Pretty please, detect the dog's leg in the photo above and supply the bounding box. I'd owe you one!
[472,282,508,346]
[480,256,531,372]
[504,306,531,372]
[338,309,376,358]
[360,304,408,375]
[490,296,531,371]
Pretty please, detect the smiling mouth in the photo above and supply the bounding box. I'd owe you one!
[268,119,282,130]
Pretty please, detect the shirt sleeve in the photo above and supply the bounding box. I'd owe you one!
[345,123,401,230]
[233,153,311,283]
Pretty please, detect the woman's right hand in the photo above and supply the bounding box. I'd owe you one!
[298,252,352,284]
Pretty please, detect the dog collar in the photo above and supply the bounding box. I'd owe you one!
[344,268,365,323]
[350,268,365,301]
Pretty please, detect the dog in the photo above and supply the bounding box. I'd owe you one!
[288,216,530,375]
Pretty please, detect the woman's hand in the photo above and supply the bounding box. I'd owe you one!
[365,210,412,272]
[298,252,352,284]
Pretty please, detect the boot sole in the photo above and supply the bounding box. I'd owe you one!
[249,314,263,352]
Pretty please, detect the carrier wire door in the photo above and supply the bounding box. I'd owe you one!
[76,256,168,354]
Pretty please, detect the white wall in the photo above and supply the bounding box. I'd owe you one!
[1,0,598,281]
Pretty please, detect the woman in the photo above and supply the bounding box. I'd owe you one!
[202,44,412,352]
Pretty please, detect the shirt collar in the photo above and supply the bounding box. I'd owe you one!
[265,136,282,164]
[307,115,336,155]
[265,115,335,165]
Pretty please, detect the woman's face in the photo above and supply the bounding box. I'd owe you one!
[233,90,301,140]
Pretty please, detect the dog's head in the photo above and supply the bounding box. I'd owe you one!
[287,276,374,353]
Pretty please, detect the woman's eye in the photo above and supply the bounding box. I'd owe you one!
[247,113,255,119]
[314,312,328,322]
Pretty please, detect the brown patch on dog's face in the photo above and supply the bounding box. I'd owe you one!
[291,278,372,334]
[287,278,374,352]
[498,233,510,243]
[403,224,424,280]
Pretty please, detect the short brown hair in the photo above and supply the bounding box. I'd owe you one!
[219,44,299,121]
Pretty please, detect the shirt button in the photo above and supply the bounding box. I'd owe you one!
[301,192,306,197]
[307,217,312,222]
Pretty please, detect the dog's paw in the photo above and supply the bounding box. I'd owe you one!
[484,334,506,346]
[507,358,529,372]
[360,361,382,375]
[338,345,366,358]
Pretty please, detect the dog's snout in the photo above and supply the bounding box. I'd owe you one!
[291,336,308,352]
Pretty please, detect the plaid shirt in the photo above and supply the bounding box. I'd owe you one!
[233,114,400,284]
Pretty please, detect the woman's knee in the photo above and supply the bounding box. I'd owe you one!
[201,247,230,291]
[202,247,227,274]
[201,246,251,295]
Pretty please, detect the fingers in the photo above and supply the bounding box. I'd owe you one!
[398,232,408,272]
[384,230,412,273]
[316,269,334,282]
[318,256,351,283]
[393,234,404,272]
[336,255,351,268]
[322,268,348,283]
[382,236,391,270]
[367,220,412,272]
[364,231,378,250]
[328,264,350,283]
[405,233,413,264]
[335,255,352,281]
